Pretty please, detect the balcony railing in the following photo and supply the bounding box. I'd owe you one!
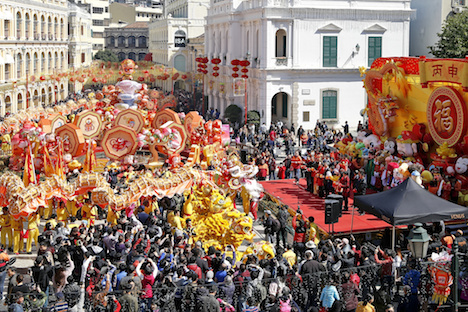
[276,57,287,66]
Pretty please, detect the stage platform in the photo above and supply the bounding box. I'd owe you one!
[260,179,392,235]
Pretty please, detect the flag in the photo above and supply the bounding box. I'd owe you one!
[55,139,65,180]
[23,144,35,187]
[83,141,96,173]
[43,144,55,177]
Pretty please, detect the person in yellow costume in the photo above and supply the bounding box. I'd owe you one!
[44,199,54,220]
[0,207,12,250]
[11,217,23,254]
[26,211,40,254]
[67,199,79,219]
[82,198,97,226]
[57,201,69,225]
[182,192,194,218]
[282,244,297,268]
[240,187,251,216]
[307,216,320,245]
[168,210,184,232]
[107,207,120,226]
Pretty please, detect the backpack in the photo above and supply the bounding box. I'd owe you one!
[279,299,291,312]
[271,218,281,233]
[277,210,288,228]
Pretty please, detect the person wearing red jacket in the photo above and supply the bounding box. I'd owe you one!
[187,256,203,280]
[291,151,303,184]
[292,211,307,256]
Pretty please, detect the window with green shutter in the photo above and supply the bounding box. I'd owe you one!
[368,37,382,67]
[323,36,337,67]
[322,90,337,119]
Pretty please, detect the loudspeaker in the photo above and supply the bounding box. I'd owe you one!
[326,194,343,217]
[325,199,340,224]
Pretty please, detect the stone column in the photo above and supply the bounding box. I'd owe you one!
[291,81,299,127]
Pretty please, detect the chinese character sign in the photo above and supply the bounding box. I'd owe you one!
[233,78,245,96]
[427,87,467,146]
[420,58,468,90]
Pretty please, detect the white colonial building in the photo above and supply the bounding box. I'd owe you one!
[205,0,413,130]
[148,0,209,91]
[0,0,69,116]
[68,2,93,93]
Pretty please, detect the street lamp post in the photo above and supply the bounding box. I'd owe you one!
[407,223,430,259]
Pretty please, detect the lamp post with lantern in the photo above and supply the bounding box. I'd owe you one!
[407,223,430,259]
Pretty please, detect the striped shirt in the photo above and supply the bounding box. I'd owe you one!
[50,301,68,312]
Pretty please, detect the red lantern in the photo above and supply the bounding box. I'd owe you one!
[92,77,98,83]
[196,57,202,62]
[181,74,187,80]
[242,74,249,79]
[211,58,221,64]
[232,73,239,78]
[138,76,145,82]
[197,69,203,72]
[241,68,249,73]
[55,77,60,82]
[239,60,251,67]
[213,66,220,71]
[172,73,179,80]
[212,72,219,77]
[157,75,162,80]
[231,59,240,66]
[150,77,156,82]
[69,77,75,82]
[232,67,239,72]
[40,75,46,81]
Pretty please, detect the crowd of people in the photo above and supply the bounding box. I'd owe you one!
[0,118,463,312]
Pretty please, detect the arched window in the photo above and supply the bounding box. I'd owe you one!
[174,54,186,72]
[41,16,45,39]
[41,52,45,72]
[128,36,136,47]
[16,12,22,39]
[275,29,287,58]
[27,91,31,108]
[25,13,30,39]
[17,53,22,79]
[5,96,11,114]
[54,52,58,69]
[17,93,23,111]
[48,16,52,39]
[54,17,58,39]
[34,90,39,107]
[138,53,146,61]
[138,36,146,47]
[107,36,115,47]
[33,14,38,39]
[128,52,136,61]
[41,89,46,105]
[118,52,126,61]
[322,90,338,119]
[60,18,64,40]
[60,52,64,70]
[33,53,38,73]
[48,52,52,71]
[48,86,53,104]
[60,84,65,99]
[26,53,30,76]
[118,36,125,47]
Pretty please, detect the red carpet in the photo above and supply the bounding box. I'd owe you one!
[260,179,392,235]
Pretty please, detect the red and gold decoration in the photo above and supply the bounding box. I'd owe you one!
[114,109,145,133]
[55,124,85,156]
[101,126,138,160]
[211,58,221,77]
[231,59,240,78]
[74,110,103,139]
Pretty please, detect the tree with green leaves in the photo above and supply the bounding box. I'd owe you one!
[93,50,119,62]
[429,11,468,58]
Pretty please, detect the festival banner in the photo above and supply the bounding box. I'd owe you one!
[233,78,245,96]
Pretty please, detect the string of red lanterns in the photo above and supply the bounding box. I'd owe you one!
[211,58,221,77]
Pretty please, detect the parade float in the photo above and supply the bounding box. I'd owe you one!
[0,59,263,253]
[334,57,468,205]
